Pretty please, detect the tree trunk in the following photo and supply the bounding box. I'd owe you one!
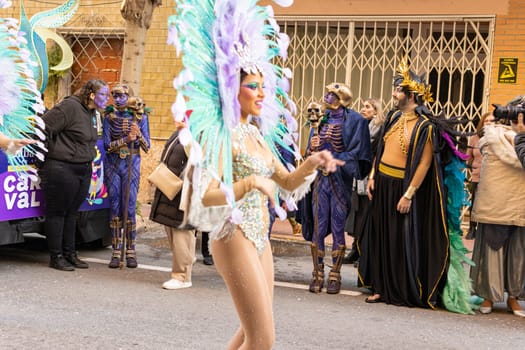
[120,22,147,96]
[119,0,161,95]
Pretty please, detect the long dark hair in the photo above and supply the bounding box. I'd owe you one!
[75,79,107,107]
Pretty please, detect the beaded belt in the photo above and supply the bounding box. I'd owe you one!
[110,146,140,159]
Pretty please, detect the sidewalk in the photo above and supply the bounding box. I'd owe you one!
[138,203,473,257]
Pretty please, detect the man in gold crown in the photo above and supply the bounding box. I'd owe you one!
[358,57,454,309]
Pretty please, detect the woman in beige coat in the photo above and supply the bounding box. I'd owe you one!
[470,120,525,317]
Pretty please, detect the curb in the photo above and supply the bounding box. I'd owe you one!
[271,236,310,257]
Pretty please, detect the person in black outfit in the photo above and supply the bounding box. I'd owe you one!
[201,231,213,265]
[41,79,110,271]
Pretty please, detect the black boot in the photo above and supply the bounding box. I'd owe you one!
[343,242,359,264]
[465,224,476,240]
[203,256,214,265]
[49,255,75,271]
[64,253,89,269]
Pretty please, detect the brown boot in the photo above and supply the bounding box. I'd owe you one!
[327,245,345,294]
[109,217,122,269]
[309,263,324,293]
[108,253,120,269]
[289,217,302,235]
[292,222,302,235]
[126,250,138,268]
[309,243,325,293]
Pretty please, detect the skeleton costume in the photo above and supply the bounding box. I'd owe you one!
[103,84,150,268]
[302,83,372,294]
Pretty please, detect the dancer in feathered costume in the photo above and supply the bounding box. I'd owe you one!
[0,0,46,176]
[358,56,475,314]
[169,0,343,348]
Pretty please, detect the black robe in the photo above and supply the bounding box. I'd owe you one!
[358,110,449,308]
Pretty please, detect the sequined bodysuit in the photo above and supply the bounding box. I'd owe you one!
[232,123,275,254]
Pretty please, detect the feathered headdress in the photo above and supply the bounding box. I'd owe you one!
[168,0,297,211]
[394,55,434,104]
[0,1,47,179]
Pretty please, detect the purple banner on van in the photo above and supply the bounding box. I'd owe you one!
[0,139,108,221]
[0,168,46,220]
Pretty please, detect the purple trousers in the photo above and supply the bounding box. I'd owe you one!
[312,174,349,263]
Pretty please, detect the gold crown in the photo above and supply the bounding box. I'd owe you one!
[395,56,434,104]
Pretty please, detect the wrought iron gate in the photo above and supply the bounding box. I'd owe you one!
[277,16,495,149]
[57,13,125,102]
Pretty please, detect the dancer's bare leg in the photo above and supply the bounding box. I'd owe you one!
[223,240,275,348]
[212,229,275,350]
[260,240,274,300]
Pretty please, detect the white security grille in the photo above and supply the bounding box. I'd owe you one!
[58,28,125,93]
[56,13,125,97]
[277,16,495,149]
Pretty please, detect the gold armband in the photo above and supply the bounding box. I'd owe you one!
[403,185,417,200]
[368,168,375,180]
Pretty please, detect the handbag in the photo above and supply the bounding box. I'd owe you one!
[147,137,183,200]
[356,178,368,196]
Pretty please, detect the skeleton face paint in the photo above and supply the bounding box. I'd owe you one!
[113,92,129,109]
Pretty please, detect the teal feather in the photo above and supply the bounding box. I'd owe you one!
[29,0,79,28]
[442,155,476,314]
[18,0,80,93]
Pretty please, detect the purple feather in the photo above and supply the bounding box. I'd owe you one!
[442,131,469,161]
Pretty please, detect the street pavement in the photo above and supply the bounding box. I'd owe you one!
[1,207,524,349]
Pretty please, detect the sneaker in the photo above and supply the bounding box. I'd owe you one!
[162,279,192,290]
[64,253,89,269]
[49,255,75,271]
[479,299,493,314]
[203,256,214,265]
